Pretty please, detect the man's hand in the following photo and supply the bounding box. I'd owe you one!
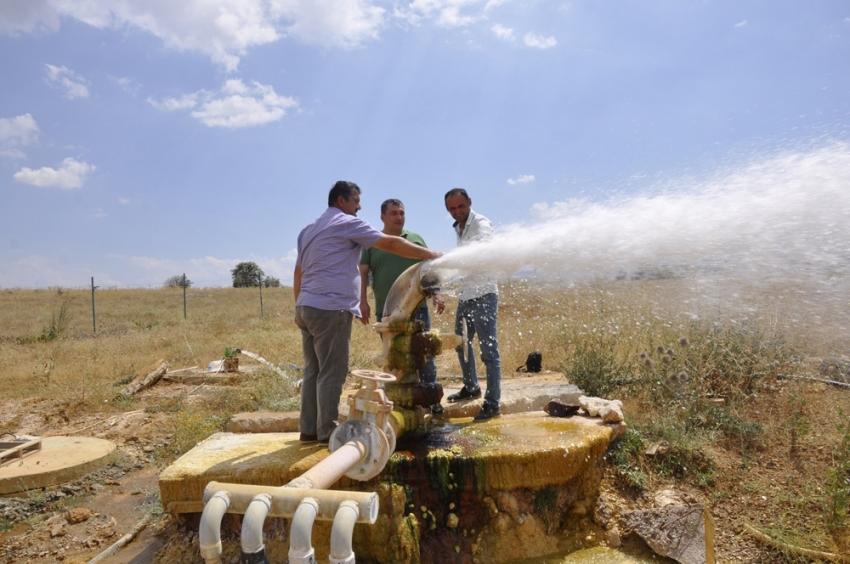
[432,294,446,315]
[426,250,443,260]
[359,301,371,325]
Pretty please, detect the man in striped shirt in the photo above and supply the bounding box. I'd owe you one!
[294,181,441,445]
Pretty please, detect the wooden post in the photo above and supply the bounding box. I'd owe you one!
[91,277,98,334]
[258,273,264,319]
[182,273,187,319]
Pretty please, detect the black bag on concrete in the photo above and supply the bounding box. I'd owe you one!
[517,351,542,373]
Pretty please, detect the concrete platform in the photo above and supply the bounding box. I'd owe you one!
[226,375,583,433]
[0,436,116,494]
[158,412,624,563]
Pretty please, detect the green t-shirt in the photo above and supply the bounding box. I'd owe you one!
[360,230,428,318]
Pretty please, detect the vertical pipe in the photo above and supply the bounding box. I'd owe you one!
[329,500,360,564]
[289,497,319,564]
[258,273,264,319]
[241,494,272,563]
[199,491,231,564]
[91,276,96,334]
[183,273,187,319]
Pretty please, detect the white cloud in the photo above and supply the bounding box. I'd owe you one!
[0,113,39,159]
[523,32,556,49]
[490,23,514,41]
[397,0,482,28]
[111,76,140,95]
[735,20,747,28]
[44,64,89,99]
[271,0,385,48]
[4,0,386,72]
[118,197,131,204]
[13,157,95,189]
[151,79,298,129]
[0,0,60,35]
[0,255,121,289]
[484,0,506,9]
[148,93,199,112]
[507,174,535,185]
[92,207,107,218]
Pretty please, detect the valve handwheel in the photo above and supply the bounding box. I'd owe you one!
[350,369,397,383]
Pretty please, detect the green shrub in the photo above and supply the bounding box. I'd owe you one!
[608,428,648,490]
[825,411,850,530]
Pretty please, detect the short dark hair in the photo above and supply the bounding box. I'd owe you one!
[328,181,361,207]
[381,198,404,215]
[444,187,469,203]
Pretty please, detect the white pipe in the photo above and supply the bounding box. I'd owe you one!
[329,500,360,564]
[199,490,230,564]
[241,493,272,555]
[290,440,367,490]
[289,497,320,564]
[203,481,379,523]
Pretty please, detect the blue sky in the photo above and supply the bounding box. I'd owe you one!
[1,1,849,288]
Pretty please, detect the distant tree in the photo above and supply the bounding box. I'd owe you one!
[164,275,193,288]
[263,276,281,288]
[231,261,265,288]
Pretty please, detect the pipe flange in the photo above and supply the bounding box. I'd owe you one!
[329,420,390,481]
[383,422,396,455]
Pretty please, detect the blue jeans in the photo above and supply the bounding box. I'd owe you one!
[295,306,353,441]
[455,293,501,407]
[377,306,437,385]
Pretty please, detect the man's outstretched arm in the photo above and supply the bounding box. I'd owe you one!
[373,235,442,260]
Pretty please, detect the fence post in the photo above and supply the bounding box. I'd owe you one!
[258,273,264,319]
[182,273,187,319]
[91,276,99,334]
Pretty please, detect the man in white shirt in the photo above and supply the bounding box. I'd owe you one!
[444,188,502,421]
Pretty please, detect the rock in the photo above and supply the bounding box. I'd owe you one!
[50,521,67,538]
[65,508,94,524]
[606,527,622,547]
[579,396,625,423]
[594,496,613,528]
[622,504,710,564]
[653,489,685,508]
[544,399,581,417]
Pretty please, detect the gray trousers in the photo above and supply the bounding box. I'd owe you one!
[295,306,352,440]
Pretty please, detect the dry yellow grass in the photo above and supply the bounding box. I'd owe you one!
[1,278,846,411]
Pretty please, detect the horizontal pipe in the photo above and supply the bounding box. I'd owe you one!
[204,482,379,524]
[292,440,367,490]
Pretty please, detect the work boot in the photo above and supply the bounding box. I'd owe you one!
[447,386,481,403]
[299,433,318,444]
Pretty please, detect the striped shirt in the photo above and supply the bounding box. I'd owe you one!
[296,207,383,314]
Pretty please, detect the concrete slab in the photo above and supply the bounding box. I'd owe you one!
[226,411,300,433]
[434,379,583,419]
[227,376,583,434]
[0,436,116,494]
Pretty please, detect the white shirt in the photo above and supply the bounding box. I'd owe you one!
[454,209,498,301]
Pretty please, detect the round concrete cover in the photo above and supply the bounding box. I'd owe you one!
[0,436,116,495]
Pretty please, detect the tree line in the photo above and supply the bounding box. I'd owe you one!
[163,262,281,289]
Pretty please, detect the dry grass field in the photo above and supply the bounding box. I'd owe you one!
[1,278,850,563]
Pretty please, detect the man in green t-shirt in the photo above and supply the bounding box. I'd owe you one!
[359,199,446,413]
